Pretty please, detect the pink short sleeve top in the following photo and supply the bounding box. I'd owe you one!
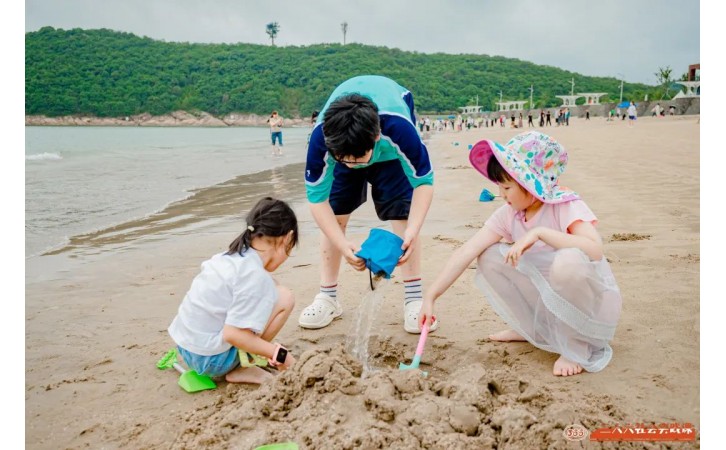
[484,200,597,252]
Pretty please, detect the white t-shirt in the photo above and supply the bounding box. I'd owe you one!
[168,249,278,356]
[627,105,637,117]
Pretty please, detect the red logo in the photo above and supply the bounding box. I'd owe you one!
[563,424,588,441]
[590,423,697,442]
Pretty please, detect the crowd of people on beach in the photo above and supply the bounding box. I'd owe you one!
[165,75,623,387]
[410,102,657,135]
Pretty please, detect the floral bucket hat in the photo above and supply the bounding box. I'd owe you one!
[468,131,579,204]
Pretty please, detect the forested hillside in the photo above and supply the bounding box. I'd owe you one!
[26,27,655,118]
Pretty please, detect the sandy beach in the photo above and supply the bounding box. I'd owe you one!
[25,116,700,449]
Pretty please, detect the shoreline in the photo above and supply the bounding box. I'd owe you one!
[25,111,312,127]
[25,161,312,287]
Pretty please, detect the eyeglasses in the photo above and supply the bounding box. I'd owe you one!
[331,150,373,167]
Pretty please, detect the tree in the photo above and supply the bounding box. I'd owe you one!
[265,22,280,46]
[341,22,348,45]
[654,66,673,100]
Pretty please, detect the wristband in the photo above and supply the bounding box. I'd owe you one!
[270,343,288,366]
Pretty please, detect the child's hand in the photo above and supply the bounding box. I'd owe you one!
[277,353,296,371]
[397,227,418,265]
[505,229,539,267]
[418,299,436,329]
[341,242,366,271]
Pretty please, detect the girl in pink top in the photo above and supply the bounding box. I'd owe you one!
[418,131,622,376]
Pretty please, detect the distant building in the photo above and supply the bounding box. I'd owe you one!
[688,64,700,81]
[674,63,700,98]
[458,105,482,115]
[495,101,528,112]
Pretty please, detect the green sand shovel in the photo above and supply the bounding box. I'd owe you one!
[156,349,217,393]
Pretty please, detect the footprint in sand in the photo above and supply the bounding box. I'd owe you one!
[433,235,463,245]
[609,232,652,242]
[669,253,700,263]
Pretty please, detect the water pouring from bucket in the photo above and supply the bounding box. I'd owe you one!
[355,228,404,290]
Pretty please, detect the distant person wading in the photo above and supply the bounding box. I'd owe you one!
[267,111,284,156]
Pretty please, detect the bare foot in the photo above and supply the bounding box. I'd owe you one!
[553,355,583,377]
[488,329,527,342]
[225,366,273,384]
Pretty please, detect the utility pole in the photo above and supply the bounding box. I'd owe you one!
[529,84,534,109]
[617,73,624,103]
[570,78,575,96]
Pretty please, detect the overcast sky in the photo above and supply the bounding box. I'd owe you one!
[25,0,699,85]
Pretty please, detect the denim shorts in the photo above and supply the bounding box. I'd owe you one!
[177,346,240,377]
[271,131,283,146]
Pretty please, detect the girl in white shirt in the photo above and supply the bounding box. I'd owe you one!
[168,197,298,384]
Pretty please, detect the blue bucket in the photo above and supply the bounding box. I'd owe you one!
[479,188,495,202]
[355,229,404,279]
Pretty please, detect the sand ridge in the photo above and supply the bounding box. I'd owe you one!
[173,344,660,449]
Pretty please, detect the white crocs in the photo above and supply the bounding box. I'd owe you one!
[404,300,439,334]
[298,293,343,329]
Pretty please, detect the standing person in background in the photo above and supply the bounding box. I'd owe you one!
[267,111,284,156]
[528,111,534,127]
[518,112,523,129]
[300,75,436,334]
[545,110,552,126]
[627,102,637,128]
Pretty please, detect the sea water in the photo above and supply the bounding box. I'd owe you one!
[25,126,311,257]
[347,278,390,374]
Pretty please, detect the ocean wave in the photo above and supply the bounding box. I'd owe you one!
[26,152,62,161]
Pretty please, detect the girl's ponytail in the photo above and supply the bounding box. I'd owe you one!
[226,197,298,256]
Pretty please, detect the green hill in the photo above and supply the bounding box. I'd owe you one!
[25,27,655,118]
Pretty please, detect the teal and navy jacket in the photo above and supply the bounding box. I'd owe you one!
[305,75,434,203]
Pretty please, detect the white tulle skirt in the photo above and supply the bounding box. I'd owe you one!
[475,243,622,372]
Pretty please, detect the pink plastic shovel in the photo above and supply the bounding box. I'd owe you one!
[399,322,429,377]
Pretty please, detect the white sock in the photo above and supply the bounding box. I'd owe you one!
[404,277,423,305]
[320,283,337,300]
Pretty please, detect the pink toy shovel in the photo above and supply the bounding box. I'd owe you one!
[399,322,430,377]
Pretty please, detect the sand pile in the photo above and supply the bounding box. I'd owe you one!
[172,344,665,450]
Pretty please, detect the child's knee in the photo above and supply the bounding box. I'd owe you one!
[550,249,588,285]
[477,245,504,269]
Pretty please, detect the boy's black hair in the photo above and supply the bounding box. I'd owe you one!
[227,197,299,256]
[486,155,515,184]
[322,94,380,159]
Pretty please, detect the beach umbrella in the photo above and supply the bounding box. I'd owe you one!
[617,101,631,108]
